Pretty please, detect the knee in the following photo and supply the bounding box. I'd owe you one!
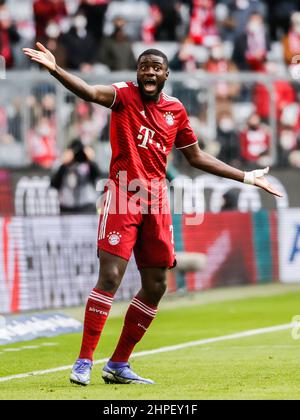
[144,272,167,298]
[97,265,123,293]
[160,278,168,296]
[156,272,167,293]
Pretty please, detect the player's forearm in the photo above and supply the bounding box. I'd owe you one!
[191,151,244,182]
[50,64,95,102]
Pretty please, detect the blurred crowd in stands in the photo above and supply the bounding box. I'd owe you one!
[1,0,300,171]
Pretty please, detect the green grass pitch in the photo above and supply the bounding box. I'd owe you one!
[1,284,300,400]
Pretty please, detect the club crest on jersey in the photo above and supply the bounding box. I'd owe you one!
[107,231,122,246]
[164,112,175,126]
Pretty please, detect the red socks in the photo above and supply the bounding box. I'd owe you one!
[79,288,114,360]
[110,296,157,363]
[79,291,157,363]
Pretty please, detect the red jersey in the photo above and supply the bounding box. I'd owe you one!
[240,128,270,162]
[109,81,198,189]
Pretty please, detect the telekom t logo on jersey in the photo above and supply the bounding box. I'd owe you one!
[136,125,167,152]
[137,125,155,149]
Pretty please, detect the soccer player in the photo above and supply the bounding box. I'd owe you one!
[23,42,282,385]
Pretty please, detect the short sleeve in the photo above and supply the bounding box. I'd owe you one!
[175,106,198,150]
[110,81,131,111]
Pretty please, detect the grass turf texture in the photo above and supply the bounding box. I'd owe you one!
[1,283,300,400]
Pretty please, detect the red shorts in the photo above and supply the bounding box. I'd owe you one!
[97,186,176,269]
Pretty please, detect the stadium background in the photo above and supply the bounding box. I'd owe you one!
[0,0,300,315]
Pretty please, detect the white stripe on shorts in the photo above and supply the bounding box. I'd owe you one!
[99,190,112,240]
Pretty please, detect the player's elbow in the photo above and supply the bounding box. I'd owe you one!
[84,85,102,103]
[89,87,100,103]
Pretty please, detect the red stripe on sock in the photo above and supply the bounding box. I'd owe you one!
[110,297,157,363]
[79,289,114,360]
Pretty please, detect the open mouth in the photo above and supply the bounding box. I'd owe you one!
[143,79,157,94]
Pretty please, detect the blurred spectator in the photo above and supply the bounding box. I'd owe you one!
[205,41,241,115]
[253,61,296,121]
[216,111,240,165]
[283,12,300,66]
[96,17,136,71]
[189,0,219,46]
[265,0,300,41]
[41,92,56,119]
[142,3,162,43]
[239,112,271,168]
[218,0,265,42]
[50,139,101,214]
[233,12,269,71]
[61,11,96,71]
[150,0,181,41]
[33,0,67,43]
[142,1,182,43]
[7,98,22,142]
[27,85,56,125]
[28,116,57,169]
[0,97,22,146]
[169,36,199,71]
[278,103,300,167]
[0,1,20,69]
[44,20,67,68]
[79,0,110,43]
[67,99,109,145]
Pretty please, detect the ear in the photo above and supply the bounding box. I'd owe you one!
[165,70,170,79]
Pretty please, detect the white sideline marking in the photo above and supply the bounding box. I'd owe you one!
[0,323,293,383]
[2,348,21,352]
[0,343,58,357]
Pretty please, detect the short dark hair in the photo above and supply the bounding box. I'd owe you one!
[137,49,169,68]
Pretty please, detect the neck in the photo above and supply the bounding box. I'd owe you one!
[141,91,161,104]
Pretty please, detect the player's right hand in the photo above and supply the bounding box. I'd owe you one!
[23,42,56,72]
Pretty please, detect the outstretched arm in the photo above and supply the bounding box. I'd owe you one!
[23,42,115,107]
[181,143,283,198]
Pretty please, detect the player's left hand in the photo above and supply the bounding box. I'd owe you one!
[249,167,283,198]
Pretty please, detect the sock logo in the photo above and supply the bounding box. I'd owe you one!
[138,323,147,331]
[89,307,108,316]
[107,231,122,246]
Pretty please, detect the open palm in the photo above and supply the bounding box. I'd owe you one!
[23,42,56,72]
[253,167,283,198]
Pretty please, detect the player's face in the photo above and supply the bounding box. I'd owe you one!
[137,55,169,101]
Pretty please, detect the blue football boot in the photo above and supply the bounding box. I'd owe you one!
[70,358,93,386]
[102,361,155,385]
